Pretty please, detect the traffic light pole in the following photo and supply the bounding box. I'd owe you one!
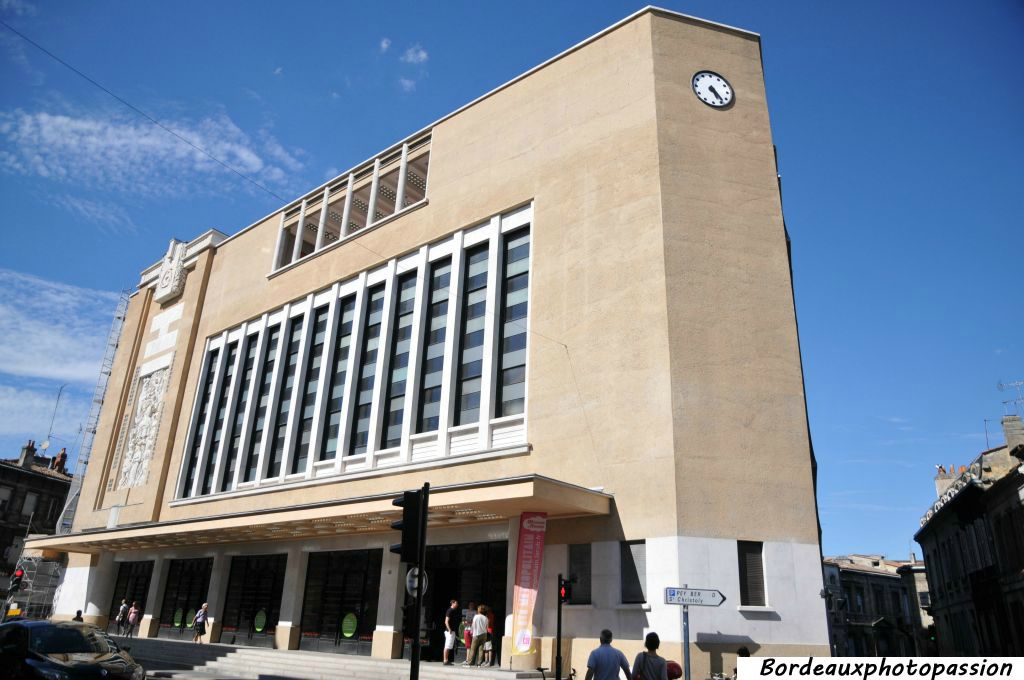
[410,482,429,680]
[556,572,564,680]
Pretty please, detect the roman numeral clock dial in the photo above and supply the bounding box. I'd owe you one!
[692,70,734,108]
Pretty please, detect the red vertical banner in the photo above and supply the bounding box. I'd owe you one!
[511,512,547,654]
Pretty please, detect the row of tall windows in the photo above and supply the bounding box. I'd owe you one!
[180,218,531,499]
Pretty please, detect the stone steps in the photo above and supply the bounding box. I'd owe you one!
[124,637,543,680]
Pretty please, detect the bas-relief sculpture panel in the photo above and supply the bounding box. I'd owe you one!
[117,367,169,489]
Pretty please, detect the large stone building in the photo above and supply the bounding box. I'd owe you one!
[914,415,1024,655]
[1,441,72,574]
[28,8,829,674]
[822,555,929,656]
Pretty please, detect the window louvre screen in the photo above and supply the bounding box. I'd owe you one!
[568,544,592,605]
[738,540,766,606]
[620,540,646,604]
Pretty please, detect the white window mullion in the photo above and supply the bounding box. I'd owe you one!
[478,218,502,447]
[366,262,397,467]
[395,143,409,212]
[340,174,354,239]
[335,273,368,472]
[437,231,465,456]
[399,247,429,462]
[314,187,329,251]
[280,297,314,477]
[366,159,381,226]
[233,314,268,489]
[256,303,291,483]
[210,325,247,492]
[307,284,340,476]
[189,342,226,497]
[291,200,308,263]
[272,213,287,269]
[176,339,213,498]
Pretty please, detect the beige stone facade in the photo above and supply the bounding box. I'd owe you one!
[31,8,829,673]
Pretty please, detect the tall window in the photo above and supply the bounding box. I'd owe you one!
[244,325,281,482]
[22,491,38,518]
[0,486,12,511]
[268,317,304,478]
[293,307,328,474]
[496,228,529,417]
[454,244,489,425]
[320,297,356,461]
[416,259,451,432]
[620,540,646,604]
[381,273,417,448]
[183,349,220,496]
[202,341,237,495]
[737,540,766,606]
[568,543,592,605]
[222,335,257,491]
[350,285,385,455]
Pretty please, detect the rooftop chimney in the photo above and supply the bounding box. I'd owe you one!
[934,464,956,496]
[1003,415,1024,456]
[19,439,37,468]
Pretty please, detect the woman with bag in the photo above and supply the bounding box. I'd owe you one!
[632,632,669,680]
[191,602,209,643]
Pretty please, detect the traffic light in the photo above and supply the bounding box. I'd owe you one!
[558,574,576,603]
[390,490,423,563]
[8,566,25,595]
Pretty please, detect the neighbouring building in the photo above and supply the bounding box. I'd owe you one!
[823,555,922,656]
[28,8,829,674]
[1,440,73,574]
[897,556,936,656]
[914,414,1024,655]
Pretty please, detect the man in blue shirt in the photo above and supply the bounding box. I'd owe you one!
[586,629,632,680]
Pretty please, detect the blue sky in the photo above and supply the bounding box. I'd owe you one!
[0,0,1021,559]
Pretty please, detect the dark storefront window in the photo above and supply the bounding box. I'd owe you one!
[106,561,153,634]
[158,558,212,639]
[299,549,382,655]
[219,554,287,647]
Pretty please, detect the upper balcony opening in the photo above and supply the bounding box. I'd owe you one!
[273,133,432,272]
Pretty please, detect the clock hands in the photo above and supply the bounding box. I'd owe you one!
[708,84,724,104]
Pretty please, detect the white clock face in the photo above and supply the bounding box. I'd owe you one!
[692,71,733,108]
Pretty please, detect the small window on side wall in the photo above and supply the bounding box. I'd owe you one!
[620,540,646,604]
[737,540,766,606]
[568,544,592,605]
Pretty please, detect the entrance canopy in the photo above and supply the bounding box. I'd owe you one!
[26,475,610,554]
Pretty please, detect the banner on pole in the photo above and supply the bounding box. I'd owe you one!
[511,512,547,654]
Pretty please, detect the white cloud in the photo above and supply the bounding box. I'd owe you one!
[0,268,121,385]
[398,78,417,93]
[273,66,283,76]
[0,0,37,16]
[52,194,138,235]
[379,38,391,53]
[400,44,428,64]
[0,109,306,197]
[323,166,339,180]
[0,383,89,444]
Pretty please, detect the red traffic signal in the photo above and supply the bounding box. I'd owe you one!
[13,568,24,578]
[9,566,25,595]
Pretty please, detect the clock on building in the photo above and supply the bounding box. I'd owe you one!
[692,70,733,108]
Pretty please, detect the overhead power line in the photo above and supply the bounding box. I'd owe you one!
[0,18,286,203]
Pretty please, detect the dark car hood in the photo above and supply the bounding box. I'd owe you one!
[36,650,138,678]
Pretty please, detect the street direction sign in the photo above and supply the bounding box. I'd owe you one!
[665,587,726,607]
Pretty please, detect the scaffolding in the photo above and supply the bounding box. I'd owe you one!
[56,289,130,534]
[4,555,64,621]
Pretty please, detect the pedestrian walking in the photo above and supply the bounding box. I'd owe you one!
[116,599,129,635]
[72,610,84,622]
[462,605,489,666]
[632,632,669,680]
[443,599,461,665]
[585,629,631,680]
[484,605,495,666]
[462,600,476,652]
[191,602,209,643]
[126,602,140,638]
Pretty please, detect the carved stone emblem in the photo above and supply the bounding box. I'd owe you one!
[117,367,169,489]
[154,239,187,304]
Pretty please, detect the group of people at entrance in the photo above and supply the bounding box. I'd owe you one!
[442,599,495,667]
[113,599,141,638]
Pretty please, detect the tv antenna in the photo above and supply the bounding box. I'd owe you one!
[998,380,1024,415]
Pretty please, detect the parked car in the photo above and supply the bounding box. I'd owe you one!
[0,619,145,679]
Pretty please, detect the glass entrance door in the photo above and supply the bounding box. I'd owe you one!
[298,549,382,655]
[106,561,153,635]
[158,558,212,639]
[219,553,287,648]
